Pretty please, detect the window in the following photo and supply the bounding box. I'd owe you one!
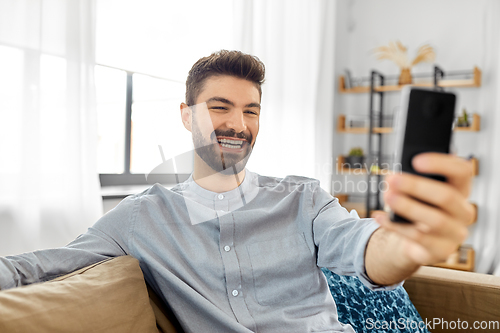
[0,45,23,174]
[95,0,234,186]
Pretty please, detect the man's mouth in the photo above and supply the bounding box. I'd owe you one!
[217,137,247,150]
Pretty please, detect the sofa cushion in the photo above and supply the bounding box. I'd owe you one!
[0,255,158,333]
[322,268,430,333]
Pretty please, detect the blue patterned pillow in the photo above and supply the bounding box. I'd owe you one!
[321,268,429,333]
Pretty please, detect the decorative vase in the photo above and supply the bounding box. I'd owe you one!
[398,68,412,85]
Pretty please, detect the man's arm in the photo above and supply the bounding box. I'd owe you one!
[0,195,136,290]
[365,153,475,286]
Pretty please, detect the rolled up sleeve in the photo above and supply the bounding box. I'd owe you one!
[310,183,401,291]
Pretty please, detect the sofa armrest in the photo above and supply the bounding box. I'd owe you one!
[404,266,500,332]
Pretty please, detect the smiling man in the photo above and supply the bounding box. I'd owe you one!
[184,74,260,186]
[0,50,475,333]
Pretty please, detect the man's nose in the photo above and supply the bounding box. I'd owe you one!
[226,110,247,133]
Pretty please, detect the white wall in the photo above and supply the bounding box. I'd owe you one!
[333,0,500,273]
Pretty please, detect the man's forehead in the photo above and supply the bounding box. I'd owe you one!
[196,75,261,105]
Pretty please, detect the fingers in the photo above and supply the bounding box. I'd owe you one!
[373,212,468,264]
[412,153,473,197]
[373,152,474,267]
[383,191,469,242]
[385,172,475,224]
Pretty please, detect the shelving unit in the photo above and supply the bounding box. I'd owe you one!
[336,65,482,219]
[337,113,481,133]
[339,67,481,94]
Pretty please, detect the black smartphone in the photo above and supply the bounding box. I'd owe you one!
[390,87,457,223]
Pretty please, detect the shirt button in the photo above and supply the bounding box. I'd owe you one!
[218,194,224,200]
[232,289,239,297]
[224,245,231,252]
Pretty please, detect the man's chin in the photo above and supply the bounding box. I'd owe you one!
[195,146,252,176]
[215,154,250,175]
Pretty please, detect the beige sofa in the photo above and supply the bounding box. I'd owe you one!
[404,266,500,333]
[0,255,499,333]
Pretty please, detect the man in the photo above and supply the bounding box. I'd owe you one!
[0,50,474,332]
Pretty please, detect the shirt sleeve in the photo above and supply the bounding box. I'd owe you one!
[0,195,139,290]
[309,182,401,291]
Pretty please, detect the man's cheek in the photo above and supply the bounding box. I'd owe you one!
[193,103,216,137]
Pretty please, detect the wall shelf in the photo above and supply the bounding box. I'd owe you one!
[337,193,478,225]
[337,115,392,133]
[454,114,481,131]
[336,155,392,176]
[337,114,481,133]
[431,245,475,272]
[336,194,368,218]
[339,67,481,94]
[336,154,479,177]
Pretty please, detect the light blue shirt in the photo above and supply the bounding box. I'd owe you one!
[0,170,391,332]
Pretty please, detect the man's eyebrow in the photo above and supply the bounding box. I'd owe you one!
[245,102,261,109]
[206,97,261,109]
[206,97,234,106]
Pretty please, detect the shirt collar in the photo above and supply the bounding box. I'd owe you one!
[184,169,256,201]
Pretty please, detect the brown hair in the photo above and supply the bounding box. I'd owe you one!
[185,50,265,106]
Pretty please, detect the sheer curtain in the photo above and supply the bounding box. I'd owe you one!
[233,0,337,191]
[0,0,102,256]
[469,0,500,275]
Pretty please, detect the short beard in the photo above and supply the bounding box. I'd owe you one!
[191,121,254,176]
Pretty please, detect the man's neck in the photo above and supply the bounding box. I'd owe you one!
[193,159,246,193]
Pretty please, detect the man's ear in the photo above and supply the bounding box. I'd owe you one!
[180,103,192,132]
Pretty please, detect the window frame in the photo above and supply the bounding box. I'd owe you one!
[98,69,190,188]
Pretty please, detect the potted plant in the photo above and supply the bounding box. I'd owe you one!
[456,108,470,127]
[345,147,365,169]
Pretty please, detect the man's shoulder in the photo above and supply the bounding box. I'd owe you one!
[117,184,181,207]
[252,172,320,190]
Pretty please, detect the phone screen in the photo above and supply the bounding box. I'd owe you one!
[392,88,456,222]
[400,89,456,180]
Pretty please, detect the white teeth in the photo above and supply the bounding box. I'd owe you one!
[220,143,242,149]
[219,138,245,145]
[218,138,244,149]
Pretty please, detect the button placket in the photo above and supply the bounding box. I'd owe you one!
[218,213,254,328]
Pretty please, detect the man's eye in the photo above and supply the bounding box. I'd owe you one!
[211,106,227,110]
[245,110,259,115]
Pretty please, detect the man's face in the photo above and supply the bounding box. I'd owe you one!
[186,75,261,175]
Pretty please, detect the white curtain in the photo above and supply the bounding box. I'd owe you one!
[0,0,102,256]
[233,0,337,191]
[469,0,500,275]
